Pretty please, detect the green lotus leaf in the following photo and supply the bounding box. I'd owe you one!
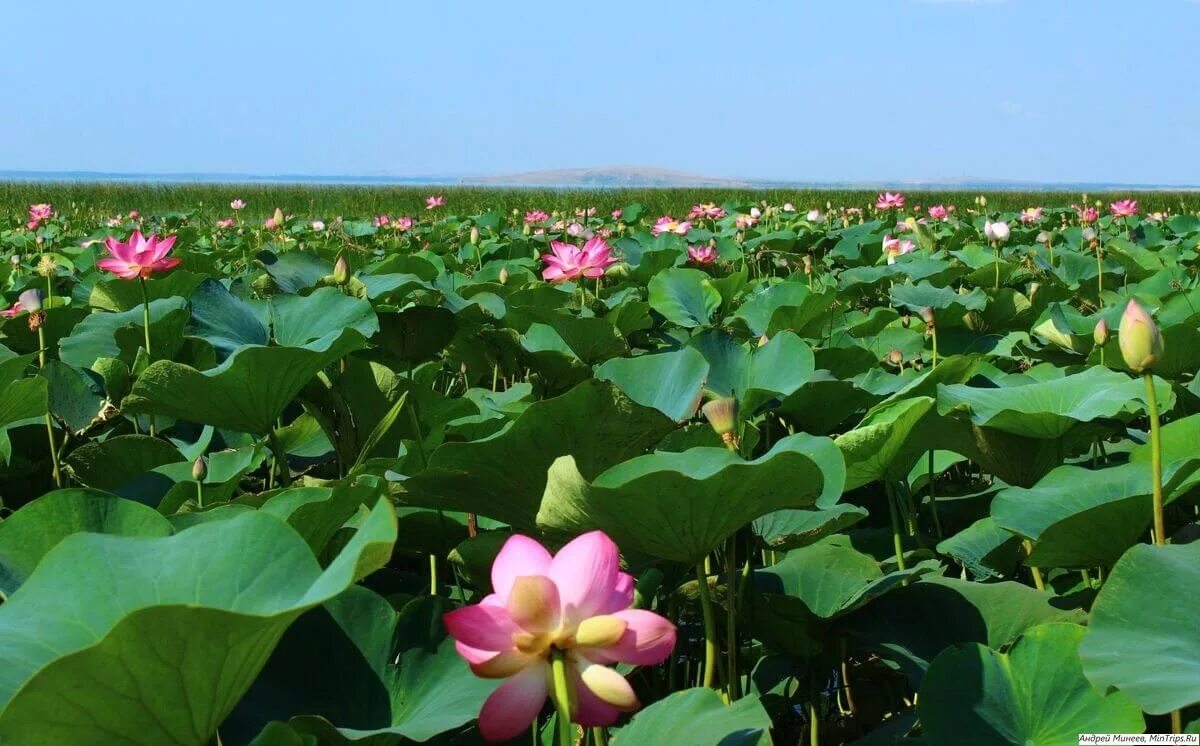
[919,623,1144,745]
[647,267,721,328]
[269,287,379,347]
[64,434,185,490]
[594,346,708,421]
[0,497,396,746]
[1080,542,1200,714]
[123,328,366,434]
[935,517,1021,580]
[0,489,171,597]
[611,688,771,746]
[186,278,269,359]
[752,503,869,551]
[89,270,208,313]
[537,432,845,563]
[59,297,190,368]
[402,380,676,529]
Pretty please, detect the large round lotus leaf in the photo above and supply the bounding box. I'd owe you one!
[992,459,1200,568]
[731,281,831,338]
[64,434,185,490]
[1080,542,1200,714]
[88,270,207,313]
[611,688,771,746]
[837,396,935,490]
[259,481,380,556]
[687,330,816,412]
[0,489,172,597]
[844,577,1085,687]
[229,591,498,745]
[122,328,366,434]
[936,367,1173,439]
[0,498,396,746]
[935,517,1021,580]
[537,432,845,563]
[59,297,190,368]
[752,502,869,550]
[918,623,1144,745]
[594,346,708,421]
[269,287,379,347]
[186,278,269,360]
[402,379,675,529]
[647,267,721,328]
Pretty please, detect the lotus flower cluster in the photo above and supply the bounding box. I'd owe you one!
[444,531,676,741]
[96,230,181,280]
[651,216,691,236]
[541,237,618,282]
[876,192,906,210]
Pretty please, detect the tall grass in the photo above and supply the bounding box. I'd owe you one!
[3,182,1198,221]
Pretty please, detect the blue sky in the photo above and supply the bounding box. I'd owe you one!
[3,1,1198,184]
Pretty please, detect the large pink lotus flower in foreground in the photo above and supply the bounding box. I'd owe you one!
[651,216,691,236]
[876,192,906,210]
[1110,199,1138,218]
[96,230,181,280]
[541,237,617,282]
[444,532,676,742]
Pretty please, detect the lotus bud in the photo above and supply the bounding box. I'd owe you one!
[18,288,42,313]
[272,207,285,227]
[1081,227,1097,243]
[758,334,769,347]
[523,222,531,235]
[886,348,904,368]
[605,262,630,279]
[10,255,20,266]
[469,226,480,245]
[1118,300,1163,373]
[1036,231,1051,245]
[979,195,988,207]
[36,254,56,278]
[701,397,740,449]
[1094,317,1110,346]
[332,256,350,285]
[803,255,813,275]
[192,456,208,482]
[918,306,936,329]
[984,220,1010,243]
[499,267,510,285]
[901,313,911,328]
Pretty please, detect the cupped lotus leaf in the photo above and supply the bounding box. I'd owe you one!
[259,481,380,556]
[42,359,105,432]
[258,250,331,293]
[647,267,721,327]
[752,503,869,551]
[918,623,1144,746]
[0,498,397,746]
[1129,411,1200,494]
[122,328,366,433]
[269,287,379,347]
[594,346,709,421]
[731,281,817,337]
[64,434,185,490]
[936,367,1172,439]
[611,688,771,746]
[935,516,1021,580]
[402,380,676,529]
[1080,542,1200,714]
[0,489,172,596]
[991,458,1200,568]
[186,278,269,359]
[230,592,499,745]
[89,270,207,313]
[536,432,845,563]
[59,297,190,368]
[844,577,1086,687]
[837,396,936,490]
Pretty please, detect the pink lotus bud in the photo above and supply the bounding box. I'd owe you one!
[230,199,246,210]
[701,397,740,442]
[886,348,904,368]
[1094,318,1110,346]
[333,256,350,285]
[192,456,208,482]
[1118,300,1163,373]
[984,221,1010,243]
[918,306,936,328]
[498,267,510,285]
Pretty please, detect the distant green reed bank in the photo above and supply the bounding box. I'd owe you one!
[2,181,1199,220]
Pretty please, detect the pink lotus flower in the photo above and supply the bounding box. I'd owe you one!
[28,204,52,224]
[96,230,181,280]
[1078,206,1099,224]
[216,218,235,229]
[525,210,550,224]
[0,301,24,319]
[876,192,906,210]
[1021,207,1045,223]
[883,234,916,264]
[927,205,948,220]
[894,221,912,234]
[734,213,758,229]
[311,220,326,231]
[374,215,391,228]
[688,203,726,220]
[576,207,598,219]
[1110,199,1138,218]
[426,195,445,210]
[807,209,822,221]
[566,222,585,237]
[782,203,796,213]
[230,199,246,211]
[394,216,414,231]
[687,245,719,265]
[651,216,691,236]
[611,209,623,220]
[541,237,618,282]
[264,218,279,230]
[443,532,676,741]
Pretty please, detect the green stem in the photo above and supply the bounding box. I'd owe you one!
[406,401,429,469]
[591,727,608,746]
[429,553,438,596]
[195,480,204,509]
[807,694,820,746]
[930,327,938,368]
[993,243,1000,290]
[1144,374,1166,546]
[37,326,62,488]
[550,649,575,746]
[1023,540,1046,591]
[927,451,943,541]
[695,562,718,689]
[267,429,290,487]
[885,482,907,571]
[725,537,740,701]
[139,277,156,437]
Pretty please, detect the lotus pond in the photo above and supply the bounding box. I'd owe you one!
[0,195,1197,744]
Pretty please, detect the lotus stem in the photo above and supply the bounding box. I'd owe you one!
[591,727,608,746]
[1022,540,1045,591]
[926,452,943,541]
[1144,374,1166,546]
[195,480,204,509]
[885,482,907,571]
[267,428,290,487]
[36,326,62,488]
[725,537,740,701]
[807,691,820,746]
[930,326,938,368]
[993,241,1000,290]
[695,562,718,689]
[429,553,438,596]
[550,648,575,746]
[139,277,156,437]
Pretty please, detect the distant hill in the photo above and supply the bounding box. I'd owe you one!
[462,167,750,188]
